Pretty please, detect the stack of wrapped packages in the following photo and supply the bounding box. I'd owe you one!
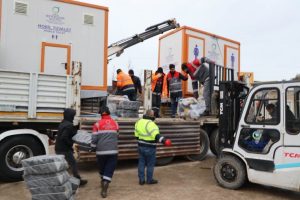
[177,97,206,120]
[72,130,92,152]
[107,95,141,118]
[22,155,80,200]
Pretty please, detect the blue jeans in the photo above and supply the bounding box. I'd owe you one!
[138,146,156,183]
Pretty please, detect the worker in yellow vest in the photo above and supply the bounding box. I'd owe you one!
[134,109,172,185]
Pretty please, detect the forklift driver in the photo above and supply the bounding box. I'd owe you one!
[256,103,278,123]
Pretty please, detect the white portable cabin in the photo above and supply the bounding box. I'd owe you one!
[0,0,108,98]
[158,26,240,96]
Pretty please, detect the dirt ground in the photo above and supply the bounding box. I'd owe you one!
[0,155,299,200]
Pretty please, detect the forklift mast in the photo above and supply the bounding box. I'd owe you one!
[219,81,248,149]
[108,19,180,61]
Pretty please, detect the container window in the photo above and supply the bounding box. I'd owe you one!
[84,14,94,25]
[14,1,28,15]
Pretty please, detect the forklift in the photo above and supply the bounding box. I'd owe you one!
[214,80,300,191]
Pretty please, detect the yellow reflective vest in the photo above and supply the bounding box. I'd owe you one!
[134,119,160,142]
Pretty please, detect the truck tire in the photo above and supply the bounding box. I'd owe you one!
[0,136,44,182]
[213,155,246,189]
[210,128,220,156]
[156,156,174,166]
[185,128,209,161]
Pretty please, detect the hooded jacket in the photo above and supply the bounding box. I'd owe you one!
[55,108,77,152]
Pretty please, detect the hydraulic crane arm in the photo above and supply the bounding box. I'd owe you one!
[108,18,180,61]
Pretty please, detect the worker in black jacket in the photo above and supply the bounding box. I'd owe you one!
[55,108,87,186]
[129,69,142,100]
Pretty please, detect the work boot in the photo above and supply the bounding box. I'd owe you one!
[147,179,158,184]
[101,180,109,198]
[139,180,145,185]
[79,179,88,186]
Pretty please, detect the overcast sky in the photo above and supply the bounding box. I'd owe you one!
[82,0,300,83]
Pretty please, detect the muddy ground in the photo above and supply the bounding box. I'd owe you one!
[0,155,299,200]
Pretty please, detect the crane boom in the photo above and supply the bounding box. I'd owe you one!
[108,18,180,61]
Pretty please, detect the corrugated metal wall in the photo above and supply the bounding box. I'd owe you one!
[78,117,201,161]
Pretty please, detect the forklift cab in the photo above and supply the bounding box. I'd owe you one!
[215,81,300,191]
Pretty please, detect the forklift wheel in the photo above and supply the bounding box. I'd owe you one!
[213,155,246,189]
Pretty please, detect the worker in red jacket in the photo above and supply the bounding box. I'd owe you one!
[166,64,188,118]
[181,59,201,99]
[91,106,119,198]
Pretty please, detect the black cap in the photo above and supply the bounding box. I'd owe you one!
[181,63,188,71]
[156,67,163,74]
[99,106,110,115]
[117,69,122,74]
[128,69,134,75]
[169,64,175,69]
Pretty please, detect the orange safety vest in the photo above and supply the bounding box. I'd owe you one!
[151,72,168,98]
[117,72,134,89]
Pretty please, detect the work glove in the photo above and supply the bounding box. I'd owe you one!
[164,139,172,147]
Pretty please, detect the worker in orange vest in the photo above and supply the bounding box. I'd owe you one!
[116,69,136,101]
[151,67,165,117]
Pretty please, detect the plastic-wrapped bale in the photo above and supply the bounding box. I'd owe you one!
[23,171,70,188]
[72,130,92,152]
[30,181,73,200]
[118,100,141,111]
[117,109,139,118]
[21,155,68,176]
[106,95,129,117]
[69,177,80,195]
[177,97,206,119]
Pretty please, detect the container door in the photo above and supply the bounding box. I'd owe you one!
[272,84,300,190]
[185,35,205,96]
[41,42,71,75]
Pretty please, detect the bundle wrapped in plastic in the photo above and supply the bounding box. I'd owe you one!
[29,181,73,195]
[106,95,129,117]
[107,95,140,118]
[72,130,92,151]
[69,177,80,195]
[22,155,68,175]
[178,97,206,120]
[30,181,73,200]
[117,109,139,118]
[23,171,70,188]
[118,100,141,111]
[22,155,80,200]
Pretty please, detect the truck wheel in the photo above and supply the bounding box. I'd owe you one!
[156,156,174,166]
[0,136,44,182]
[185,129,209,161]
[210,128,220,156]
[213,155,246,189]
